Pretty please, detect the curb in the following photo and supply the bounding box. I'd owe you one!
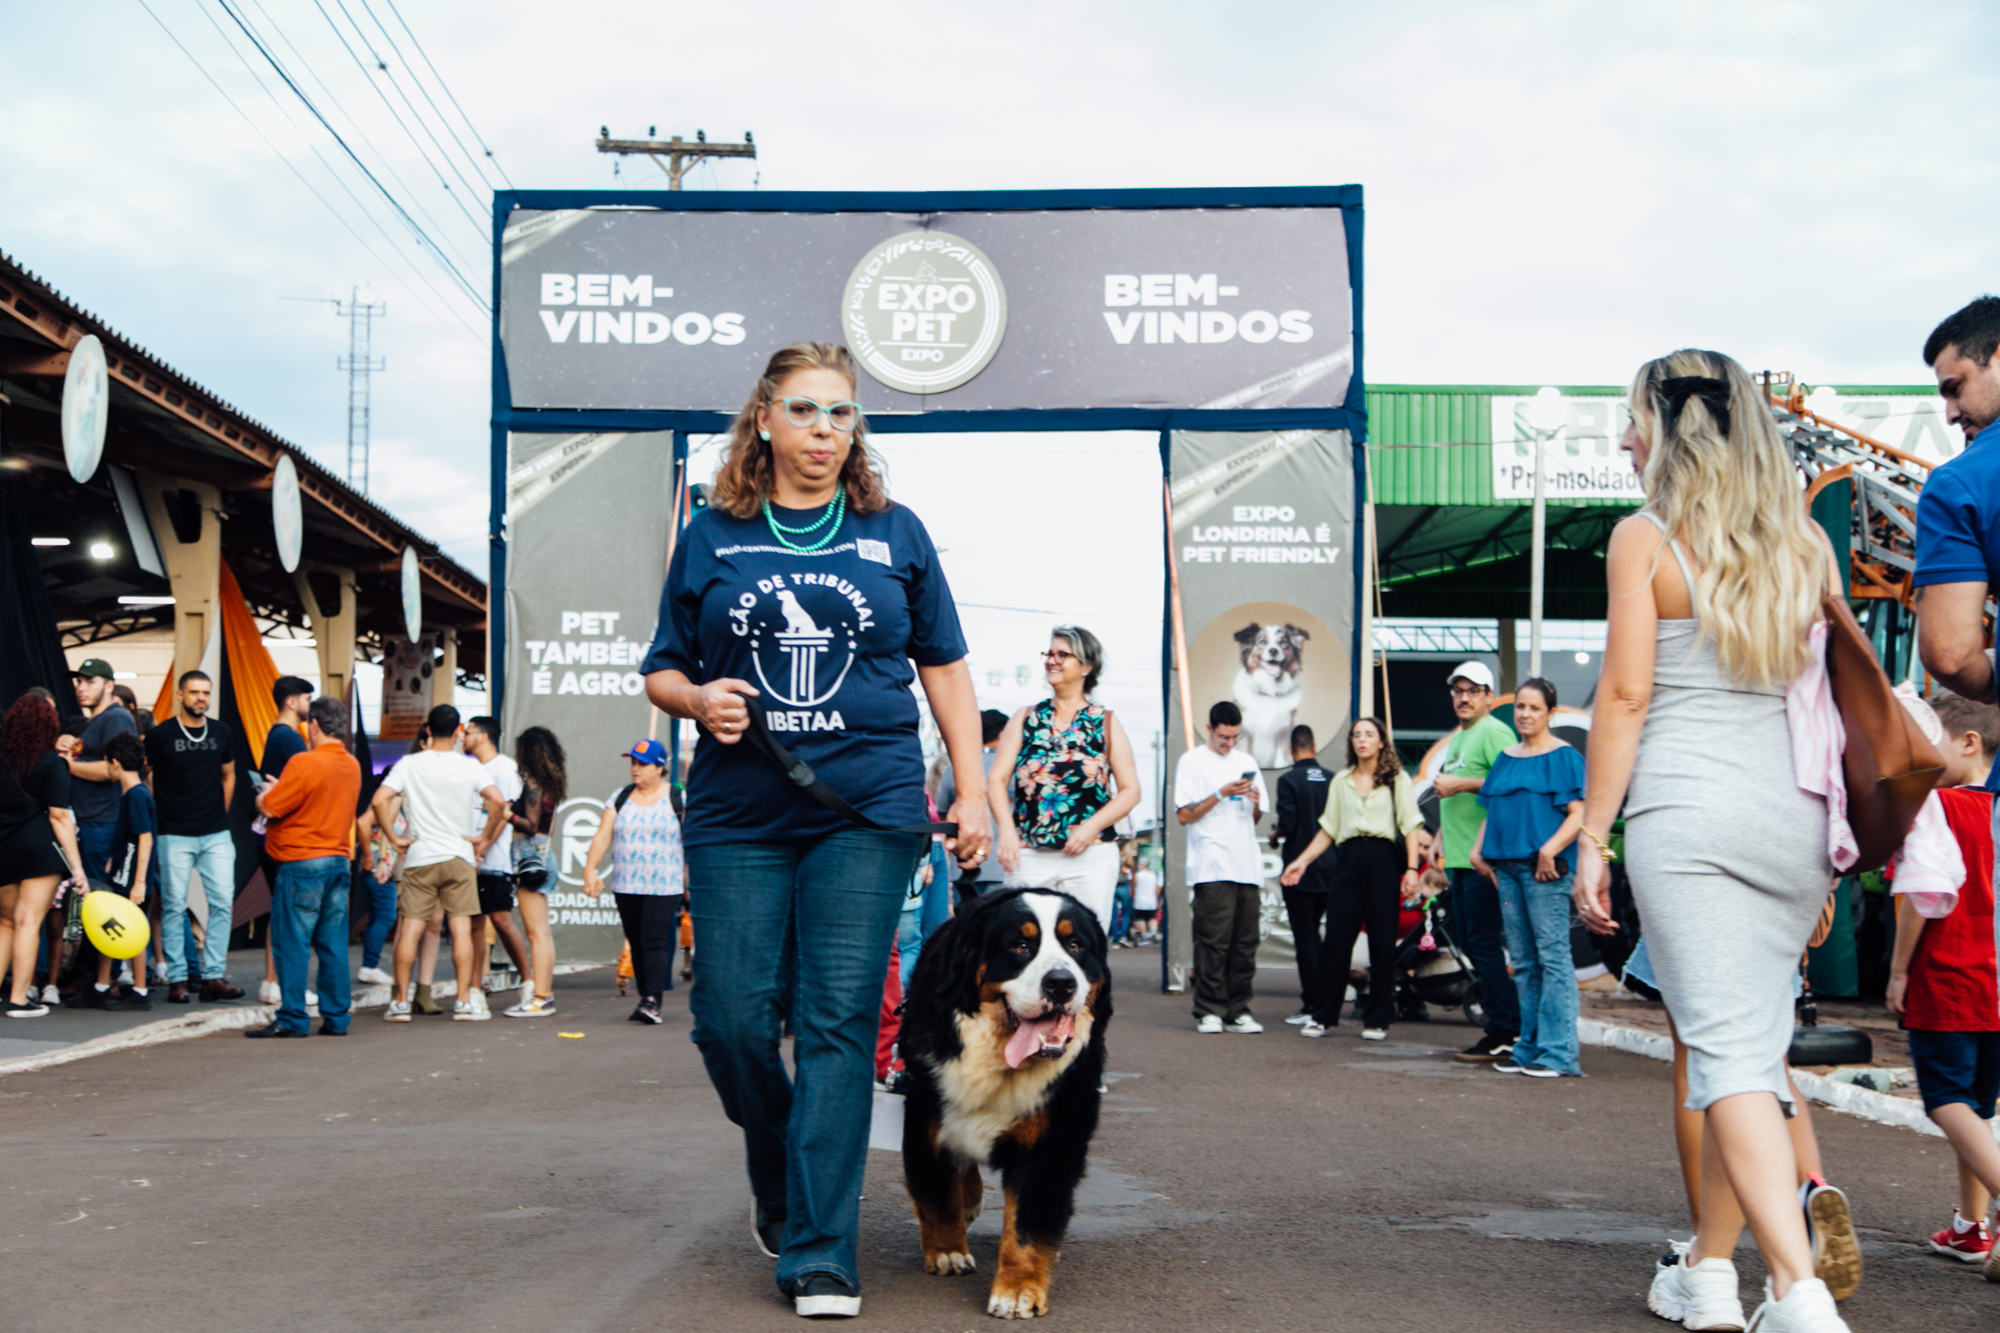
[0,963,608,1078]
[1578,1017,1950,1140]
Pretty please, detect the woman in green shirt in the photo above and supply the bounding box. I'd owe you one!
[1280,717,1425,1040]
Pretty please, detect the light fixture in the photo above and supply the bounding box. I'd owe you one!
[1526,385,1567,434]
[31,537,69,547]
[113,671,138,680]
[265,637,318,648]
[1574,651,1590,665]
[117,595,175,606]
[89,541,115,560]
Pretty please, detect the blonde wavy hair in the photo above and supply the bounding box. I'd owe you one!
[709,342,890,519]
[1630,348,1824,688]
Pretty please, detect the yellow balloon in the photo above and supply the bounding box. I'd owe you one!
[82,890,150,960]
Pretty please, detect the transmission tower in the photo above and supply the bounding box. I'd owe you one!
[285,286,387,493]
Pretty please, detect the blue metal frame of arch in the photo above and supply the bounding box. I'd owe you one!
[488,185,1366,726]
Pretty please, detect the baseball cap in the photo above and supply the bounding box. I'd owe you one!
[71,658,115,681]
[624,738,670,767]
[1445,660,1496,691]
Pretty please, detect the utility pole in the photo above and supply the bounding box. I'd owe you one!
[286,286,387,494]
[595,126,755,189]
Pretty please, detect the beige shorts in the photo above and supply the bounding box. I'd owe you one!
[399,858,479,919]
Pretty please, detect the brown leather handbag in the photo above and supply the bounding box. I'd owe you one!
[1821,592,1945,872]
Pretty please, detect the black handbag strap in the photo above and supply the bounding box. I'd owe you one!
[740,703,956,837]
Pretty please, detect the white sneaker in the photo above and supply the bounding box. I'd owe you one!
[1300,1020,1328,1038]
[1745,1278,1846,1332]
[1195,1014,1224,1034]
[258,980,280,1005]
[1284,1010,1312,1025]
[1649,1240,1746,1330]
[356,966,392,986]
[41,984,61,1005]
[306,989,319,1017]
[454,994,491,1022]
[383,1000,412,1023]
[1226,1015,1264,1034]
[1360,1028,1387,1041]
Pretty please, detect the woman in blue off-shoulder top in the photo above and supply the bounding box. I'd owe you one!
[1471,677,1586,1077]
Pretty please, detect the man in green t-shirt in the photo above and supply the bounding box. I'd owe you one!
[1431,661,1520,1062]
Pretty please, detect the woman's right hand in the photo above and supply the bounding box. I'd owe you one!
[696,678,760,744]
[582,868,603,899]
[1279,859,1305,888]
[996,828,1022,875]
[1573,839,1619,936]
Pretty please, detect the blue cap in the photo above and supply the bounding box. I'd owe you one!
[624,739,669,767]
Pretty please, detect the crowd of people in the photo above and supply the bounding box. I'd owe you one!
[5,309,2000,1328]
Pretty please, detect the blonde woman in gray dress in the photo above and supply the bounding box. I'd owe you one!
[1574,350,1853,1333]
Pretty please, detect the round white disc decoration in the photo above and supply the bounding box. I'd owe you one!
[271,455,303,572]
[61,334,110,484]
[401,545,422,644]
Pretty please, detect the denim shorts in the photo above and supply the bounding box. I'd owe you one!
[1907,1028,2000,1118]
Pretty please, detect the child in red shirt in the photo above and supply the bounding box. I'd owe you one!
[1888,694,2000,1269]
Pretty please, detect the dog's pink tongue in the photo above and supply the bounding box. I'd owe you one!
[1004,1012,1077,1070]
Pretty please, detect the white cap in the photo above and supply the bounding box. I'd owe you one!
[1445,660,1496,691]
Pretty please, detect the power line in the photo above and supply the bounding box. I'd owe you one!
[210,0,490,312]
[242,0,487,273]
[354,0,506,196]
[316,0,494,244]
[186,0,482,338]
[137,0,474,341]
[380,0,514,189]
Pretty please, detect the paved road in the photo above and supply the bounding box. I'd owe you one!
[3,948,1994,1331]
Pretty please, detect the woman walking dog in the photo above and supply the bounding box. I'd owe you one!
[643,342,990,1319]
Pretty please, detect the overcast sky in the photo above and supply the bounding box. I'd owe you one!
[5,1,1995,770]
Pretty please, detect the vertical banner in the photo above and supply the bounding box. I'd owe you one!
[500,431,676,963]
[1164,429,1355,986]
[378,633,441,743]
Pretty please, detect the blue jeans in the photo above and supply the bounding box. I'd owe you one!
[78,820,118,884]
[160,832,237,982]
[896,905,924,992]
[1448,867,1520,1038]
[272,857,352,1033]
[1490,858,1581,1075]
[356,865,397,969]
[686,830,926,1297]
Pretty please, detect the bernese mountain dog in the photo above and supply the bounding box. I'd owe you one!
[898,887,1112,1320]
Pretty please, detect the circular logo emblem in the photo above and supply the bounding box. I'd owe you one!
[842,230,1007,394]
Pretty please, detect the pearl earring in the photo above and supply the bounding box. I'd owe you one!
[759,430,770,442]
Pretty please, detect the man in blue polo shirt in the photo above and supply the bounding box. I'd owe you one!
[1914,297,2000,773]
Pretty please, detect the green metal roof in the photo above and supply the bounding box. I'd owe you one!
[1363,383,1938,508]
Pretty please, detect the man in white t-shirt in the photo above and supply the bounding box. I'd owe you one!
[465,716,531,1001]
[1173,701,1269,1034]
[371,705,507,1022]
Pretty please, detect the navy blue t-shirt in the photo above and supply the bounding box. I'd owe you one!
[643,499,968,847]
[107,783,161,893]
[1913,418,2000,790]
[262,723,308,780]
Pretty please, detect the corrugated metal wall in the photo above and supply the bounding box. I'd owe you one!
[1364,385,1621,507]
[1363,383,1937,508]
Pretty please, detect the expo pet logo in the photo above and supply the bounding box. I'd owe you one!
[843,231,1008,394]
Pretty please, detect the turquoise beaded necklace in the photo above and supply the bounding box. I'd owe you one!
[762,488,847,553]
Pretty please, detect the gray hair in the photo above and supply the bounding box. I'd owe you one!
[307,695,347,740]
[1051,624,1104,693]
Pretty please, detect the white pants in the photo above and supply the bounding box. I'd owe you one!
[1005,842,1120,931]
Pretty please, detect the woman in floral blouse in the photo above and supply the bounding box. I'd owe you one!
[987,625,1142,928]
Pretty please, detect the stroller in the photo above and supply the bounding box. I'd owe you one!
[1351,892,1487,1029]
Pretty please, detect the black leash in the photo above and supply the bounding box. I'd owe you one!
[739,702,957,838]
